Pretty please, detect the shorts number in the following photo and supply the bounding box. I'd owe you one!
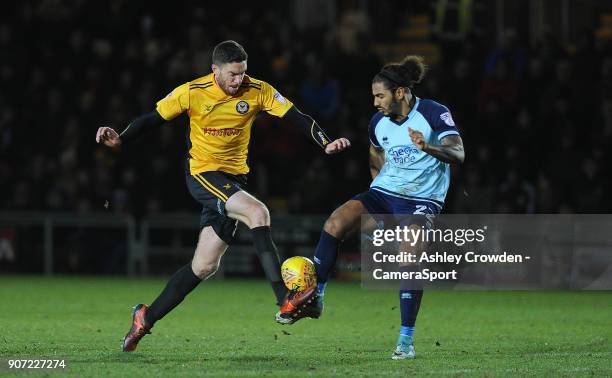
[413,205,428,214]
[413,205,435,228]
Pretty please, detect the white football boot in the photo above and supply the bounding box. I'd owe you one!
[391,337,416,360]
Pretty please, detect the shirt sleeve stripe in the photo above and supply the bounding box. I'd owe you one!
[438,130,460,141]
[369,136,381,148]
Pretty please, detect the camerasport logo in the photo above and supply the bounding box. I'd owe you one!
[236,101,249,114]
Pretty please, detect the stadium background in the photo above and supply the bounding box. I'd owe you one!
[1,2,611,376]
[1,0,612,276]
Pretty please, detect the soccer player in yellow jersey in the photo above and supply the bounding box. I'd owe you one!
[95,40,351,352]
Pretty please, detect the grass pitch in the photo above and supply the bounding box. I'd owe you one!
[0,276,610,376]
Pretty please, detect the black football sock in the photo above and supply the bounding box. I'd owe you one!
[145,263,202,326]
[251,226,287,304]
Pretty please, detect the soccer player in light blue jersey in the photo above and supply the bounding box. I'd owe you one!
[276,55,465,360]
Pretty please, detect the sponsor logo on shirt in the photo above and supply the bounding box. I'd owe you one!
[274,91,287,104]
[387,145,420,166]
[201,128,242,136]
[440,112,455,126]
[317,131,329,145]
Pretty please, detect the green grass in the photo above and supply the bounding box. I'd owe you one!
[0,276,610,377]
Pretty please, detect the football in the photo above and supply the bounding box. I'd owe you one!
[281,256,317,292]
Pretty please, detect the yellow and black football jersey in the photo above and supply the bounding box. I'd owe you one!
[156,73,294,175]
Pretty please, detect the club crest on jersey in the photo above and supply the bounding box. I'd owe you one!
[440,112,455,126]
[236,101,249,114]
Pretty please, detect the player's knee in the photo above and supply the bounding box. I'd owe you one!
[247,203,270,227]
[323,215,347,239]
[192,262,219,280]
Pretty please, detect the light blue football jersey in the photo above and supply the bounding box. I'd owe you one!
[368,97,460,208]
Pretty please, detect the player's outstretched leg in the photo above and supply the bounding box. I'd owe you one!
[122,226,227,352]
[276,200,364,324]
[314,201,364,313]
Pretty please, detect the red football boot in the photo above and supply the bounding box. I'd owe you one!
[275,286,319,325]
[122,304,151,352]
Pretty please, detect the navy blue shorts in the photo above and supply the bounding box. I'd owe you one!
[353,189,442,228]
[186,171,246,244]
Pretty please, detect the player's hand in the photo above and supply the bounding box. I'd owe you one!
[408,127,427,150]
[96,126,122,147]
[324,138,351,154]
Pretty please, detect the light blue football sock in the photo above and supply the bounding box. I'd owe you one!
[398,326,414,345]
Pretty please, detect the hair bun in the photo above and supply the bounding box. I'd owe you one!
[399,55,427,86]
[374,55,427,89]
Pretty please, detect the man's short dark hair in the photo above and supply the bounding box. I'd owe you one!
[212,40,248,66]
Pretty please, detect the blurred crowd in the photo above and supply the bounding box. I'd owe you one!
[1,1,611,217]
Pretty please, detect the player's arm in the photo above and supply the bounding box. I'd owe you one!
[261,81,349,153]
[95,110,166,147]
[409,127,465,164]
[282,106,350,154]
[369,145,385,179]
[97,82,189,147]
